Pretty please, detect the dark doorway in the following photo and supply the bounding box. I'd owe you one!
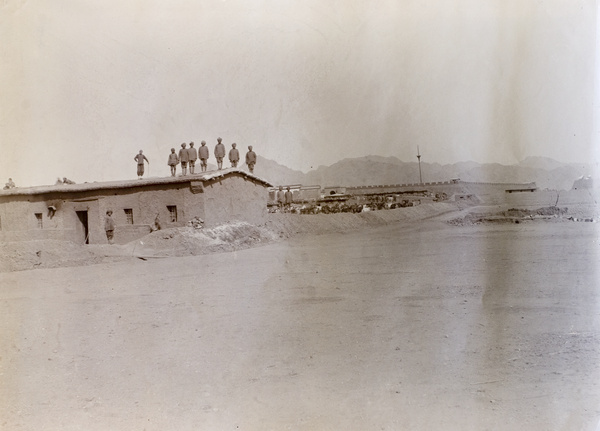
[76,211,89,244]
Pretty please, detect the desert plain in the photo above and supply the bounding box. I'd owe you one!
[0,199,599,431]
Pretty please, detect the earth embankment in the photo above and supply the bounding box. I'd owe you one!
[0,203,458,273]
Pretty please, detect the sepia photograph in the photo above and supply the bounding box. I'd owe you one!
[0,1,599,429]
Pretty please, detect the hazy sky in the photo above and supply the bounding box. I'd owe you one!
[1,0,598,186]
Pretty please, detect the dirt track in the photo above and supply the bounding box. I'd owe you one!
[1,218,599,430]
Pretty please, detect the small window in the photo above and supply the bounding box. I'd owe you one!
[124,209,133,224]
[35,213,43,228]
[167,205,177,222]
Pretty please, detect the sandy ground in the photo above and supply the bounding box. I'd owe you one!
[1,213,599,430]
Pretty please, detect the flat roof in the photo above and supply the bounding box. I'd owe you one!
[0,168,272,197]
[268,185,321,190]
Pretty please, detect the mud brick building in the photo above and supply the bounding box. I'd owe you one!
[0,169,271,245]
[268,184,321,204]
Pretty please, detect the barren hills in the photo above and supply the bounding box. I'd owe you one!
[257,155,594,190]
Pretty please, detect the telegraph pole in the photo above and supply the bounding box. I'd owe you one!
[417,146,423,184]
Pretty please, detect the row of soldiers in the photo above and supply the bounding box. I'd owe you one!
[167,138,257,177]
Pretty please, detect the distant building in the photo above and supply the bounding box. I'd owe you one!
[505,184,537,193]
[268,184,321,204]
[322,186,346,196]
[0,169,271,245]
[266,180,539,207]
[346,181,537,196]
[572,176,593,190]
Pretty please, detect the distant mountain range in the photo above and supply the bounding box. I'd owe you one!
[254,156,595,191]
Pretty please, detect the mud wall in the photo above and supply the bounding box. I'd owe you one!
[94,185,188,244]
[346,181,535,197]
[181,182,206,225]
[0,196,75,243]
[0,194,107,244]
[0,175,269,244]
[345,182,538,205]
[297,187,321,202]
[0,184,189,245]
[200,173,268,227]
[268,186,321,204]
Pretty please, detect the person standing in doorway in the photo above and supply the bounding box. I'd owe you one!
[179,143,189,176]
[199,140,209,172]
[134,150,149,179]
[245,146,257,173]
[214,137,226,170]
[105,210,115,244]
[167,148,179,177]
[229,143,240,168]
[187,141,198,174]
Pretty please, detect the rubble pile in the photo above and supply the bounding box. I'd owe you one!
[447,206,571,226]
[503,207,568,217]
[187,217,204,229]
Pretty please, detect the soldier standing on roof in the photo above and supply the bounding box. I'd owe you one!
[229,143,240,168]
[199,141,209,172]
[167,148,179,176]
[134,150,149,179]
[245,146,256,173]
[214,137,226,170]
[188,142,198,174]
[179,143,189,176]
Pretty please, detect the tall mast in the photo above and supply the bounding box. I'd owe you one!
[417,146,422,184]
